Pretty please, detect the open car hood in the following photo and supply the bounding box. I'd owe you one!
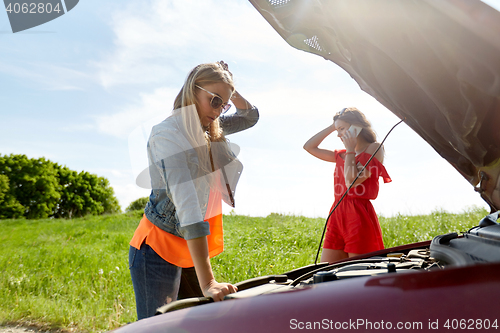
[249,0,500,211]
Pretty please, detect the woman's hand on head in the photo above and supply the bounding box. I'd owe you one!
[303,124,337,162]
[203,280,238,302]
[217,60,232,77]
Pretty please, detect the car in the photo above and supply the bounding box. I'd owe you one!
[110,1,500,331]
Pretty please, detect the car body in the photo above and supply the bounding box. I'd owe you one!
[111,1,500,331]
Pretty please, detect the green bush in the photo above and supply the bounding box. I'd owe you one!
[0,174,24,219]
[0,154,121,219]
[126,196,149,212]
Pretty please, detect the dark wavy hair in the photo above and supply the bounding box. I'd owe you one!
[333,107,377,143]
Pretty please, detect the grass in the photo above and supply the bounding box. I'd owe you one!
[0,206,488,332]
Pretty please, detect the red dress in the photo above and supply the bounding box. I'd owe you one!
[323,149,392,254]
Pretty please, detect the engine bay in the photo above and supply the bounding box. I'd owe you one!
[157,212,500,314]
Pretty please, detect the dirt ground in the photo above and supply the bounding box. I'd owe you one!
[0,326,75,333]
[0,327,51,333]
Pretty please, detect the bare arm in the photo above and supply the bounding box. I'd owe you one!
[303,124,337,162]
[187,237,238,301]
[344,155,370,187]
[344,141,384,187]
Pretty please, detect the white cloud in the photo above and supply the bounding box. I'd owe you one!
[93,0,342,90]
[93,87,177,138]
[0,60,90,91]
[95,0,262,88]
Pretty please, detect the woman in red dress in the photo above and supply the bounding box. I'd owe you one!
[304,107,391,263]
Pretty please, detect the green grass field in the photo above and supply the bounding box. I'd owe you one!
[0,206,488,332]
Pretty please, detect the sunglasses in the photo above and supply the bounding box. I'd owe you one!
[338,107,348,115]
[196,85,232,114]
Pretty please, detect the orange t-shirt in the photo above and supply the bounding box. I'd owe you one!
[129,189,223,268]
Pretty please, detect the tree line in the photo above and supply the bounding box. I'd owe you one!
[0,154,121,219]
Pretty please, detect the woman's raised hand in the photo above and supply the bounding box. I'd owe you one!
[342,129,357,152]
[217,60,232,77]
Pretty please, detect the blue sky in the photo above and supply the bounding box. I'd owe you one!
[1,0,496,218]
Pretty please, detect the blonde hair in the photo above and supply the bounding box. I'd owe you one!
[174,63,235,142]
[333,107,377,143]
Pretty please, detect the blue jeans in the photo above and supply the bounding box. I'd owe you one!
[129,244,182,320]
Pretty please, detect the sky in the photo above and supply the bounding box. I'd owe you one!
[1,0,497,220]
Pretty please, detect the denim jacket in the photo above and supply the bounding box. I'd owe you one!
[144,104,259,240]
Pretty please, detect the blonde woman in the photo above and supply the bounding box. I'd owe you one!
[304,107,391,263]
[129,62,258,320]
